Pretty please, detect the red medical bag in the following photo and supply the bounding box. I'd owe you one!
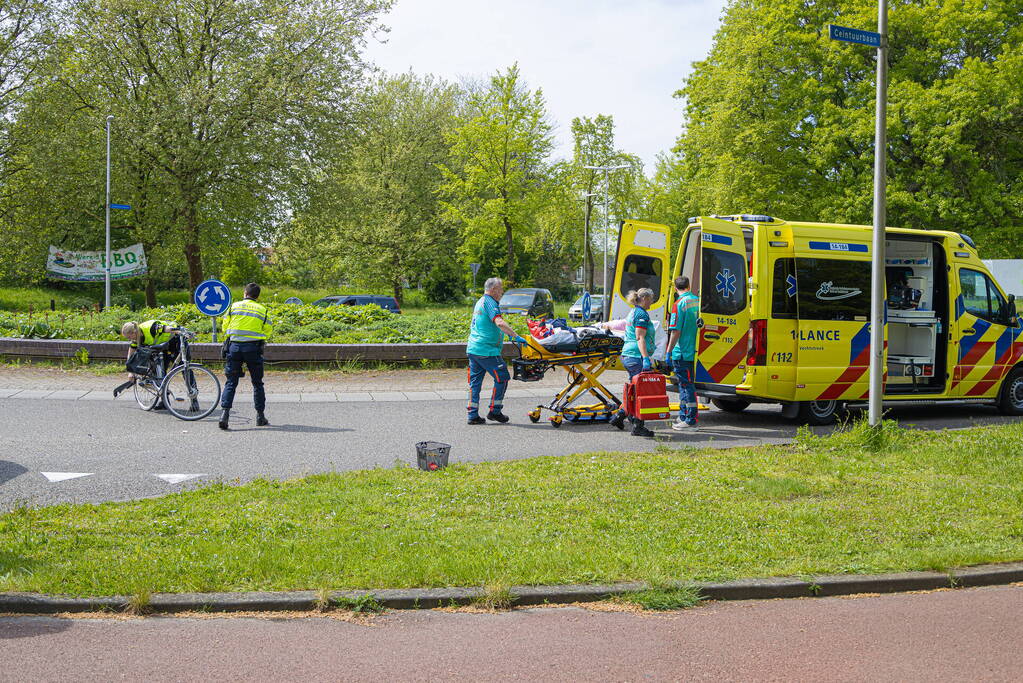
[623,372,671,421]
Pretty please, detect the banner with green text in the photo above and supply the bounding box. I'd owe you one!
[46,244,148,282]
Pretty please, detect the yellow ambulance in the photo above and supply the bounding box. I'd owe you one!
[610,215,1022,424]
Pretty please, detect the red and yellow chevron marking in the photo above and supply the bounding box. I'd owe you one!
[953,318,1023,397]
[696,325,748,385]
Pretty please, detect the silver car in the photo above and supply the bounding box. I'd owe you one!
[568,294,605,322]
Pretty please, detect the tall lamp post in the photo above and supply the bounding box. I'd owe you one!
[584,163,630,320]
[580,191,600,293]
[104,115,114,310]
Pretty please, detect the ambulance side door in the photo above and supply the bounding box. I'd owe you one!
[952,266,1021,397]
[609,220,672,327]
[694,217,751,389]
[792,237,874,402]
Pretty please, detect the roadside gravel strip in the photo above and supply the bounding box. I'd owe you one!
[3,563,1023,615]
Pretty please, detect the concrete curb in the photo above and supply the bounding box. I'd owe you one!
[3,563,1022,615]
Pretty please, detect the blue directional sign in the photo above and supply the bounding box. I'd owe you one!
[109,203,132,210]
[193,279,232,317]
[581,291,592,320]
[828,24,881,48]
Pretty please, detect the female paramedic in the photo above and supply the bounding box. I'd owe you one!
[609,287,656,437]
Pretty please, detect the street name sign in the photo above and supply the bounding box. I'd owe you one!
[109,203,132,210]
[828,24,881,47]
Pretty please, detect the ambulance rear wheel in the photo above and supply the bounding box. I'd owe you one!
[711,398,750,413]
[797,400,839,425]
[997,367,1023,415]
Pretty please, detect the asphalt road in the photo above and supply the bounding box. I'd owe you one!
[1,393,1017,509]
[3,585,1022,681]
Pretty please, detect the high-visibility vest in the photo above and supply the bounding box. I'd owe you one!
[131,319,174,348]
[223,299,273,342]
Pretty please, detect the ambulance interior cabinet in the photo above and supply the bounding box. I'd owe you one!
[887,311,938,385]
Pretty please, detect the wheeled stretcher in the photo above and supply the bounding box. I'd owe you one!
[511,333,625,427]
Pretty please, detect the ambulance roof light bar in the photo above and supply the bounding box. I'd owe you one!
[687,214,775,224]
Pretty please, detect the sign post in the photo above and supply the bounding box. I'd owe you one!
[193,279,232,343]
[828,8,887,427]
[104,115,113,310]
[470,262,481,293]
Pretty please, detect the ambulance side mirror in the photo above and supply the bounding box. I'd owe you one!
[1000,294,1017,326]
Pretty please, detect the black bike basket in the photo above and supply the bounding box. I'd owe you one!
[125,347,157,375]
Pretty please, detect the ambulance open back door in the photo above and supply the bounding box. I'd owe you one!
[609,220,672,326]
[693,217,752,393]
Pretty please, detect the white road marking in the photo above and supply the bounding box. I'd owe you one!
[155,474,205,484]
[40,472,93,482]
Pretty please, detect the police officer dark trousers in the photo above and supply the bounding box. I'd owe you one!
[219,282,273,430]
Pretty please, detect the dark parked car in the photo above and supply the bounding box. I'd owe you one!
[498,288,554,318]
[311,295,401,314]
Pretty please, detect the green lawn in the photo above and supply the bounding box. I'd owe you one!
[2,421,1022,597]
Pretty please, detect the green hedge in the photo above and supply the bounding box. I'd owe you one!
[0,303,530,344]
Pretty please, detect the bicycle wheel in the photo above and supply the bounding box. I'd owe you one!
[161,364,221,421]
[133,377,161,411]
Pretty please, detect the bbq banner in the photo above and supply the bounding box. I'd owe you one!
[46,244,148,281]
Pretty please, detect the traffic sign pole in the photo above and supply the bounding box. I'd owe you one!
[868,0,888,428]
[104,115,113,310]
[828,11,888,428]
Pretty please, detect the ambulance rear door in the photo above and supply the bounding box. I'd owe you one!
[609,220,672,327]
[694,217,751,390]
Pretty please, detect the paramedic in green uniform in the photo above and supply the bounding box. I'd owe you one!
[666,275,699,430]
[466,277,527,425]
[609,287,656,437]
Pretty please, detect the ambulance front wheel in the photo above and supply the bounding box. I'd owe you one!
[796,400,839,425]
[711,398,750,414]
[997,367,1023,415]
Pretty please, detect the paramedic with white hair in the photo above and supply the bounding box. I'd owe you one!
[466,277,528,425]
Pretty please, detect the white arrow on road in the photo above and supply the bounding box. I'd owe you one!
[155,473,206,484]
[41,472,93,482]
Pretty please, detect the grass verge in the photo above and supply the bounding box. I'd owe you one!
[2,421,1023,597]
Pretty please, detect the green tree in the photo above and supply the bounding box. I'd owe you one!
[569,115,643,292]
[439,64,554,284]
[290,73,461,303]
[47,0,390,288]
[667,0,1023,255]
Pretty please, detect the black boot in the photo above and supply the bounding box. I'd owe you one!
[631,419,654,437]
[609,409,626,430]
[256,412,269,426]
[218,409,230,430]
[486,410,509,423]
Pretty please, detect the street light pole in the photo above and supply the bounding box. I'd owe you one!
[868,0,888,427]
[581,192,599,293]
[104,115,114,310]
[584,164,629,320]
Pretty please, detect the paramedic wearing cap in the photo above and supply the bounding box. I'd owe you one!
[466,277,527,425]
[666,275,699,431]
[609,287,656,437]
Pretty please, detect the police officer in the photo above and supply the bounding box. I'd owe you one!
[121,319,180,378]
[466,277,527,425]
[218,282,273,430]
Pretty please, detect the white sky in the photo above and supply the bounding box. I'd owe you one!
[365,0,728,174]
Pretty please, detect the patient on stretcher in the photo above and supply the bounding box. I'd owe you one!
[527,317,667,358]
